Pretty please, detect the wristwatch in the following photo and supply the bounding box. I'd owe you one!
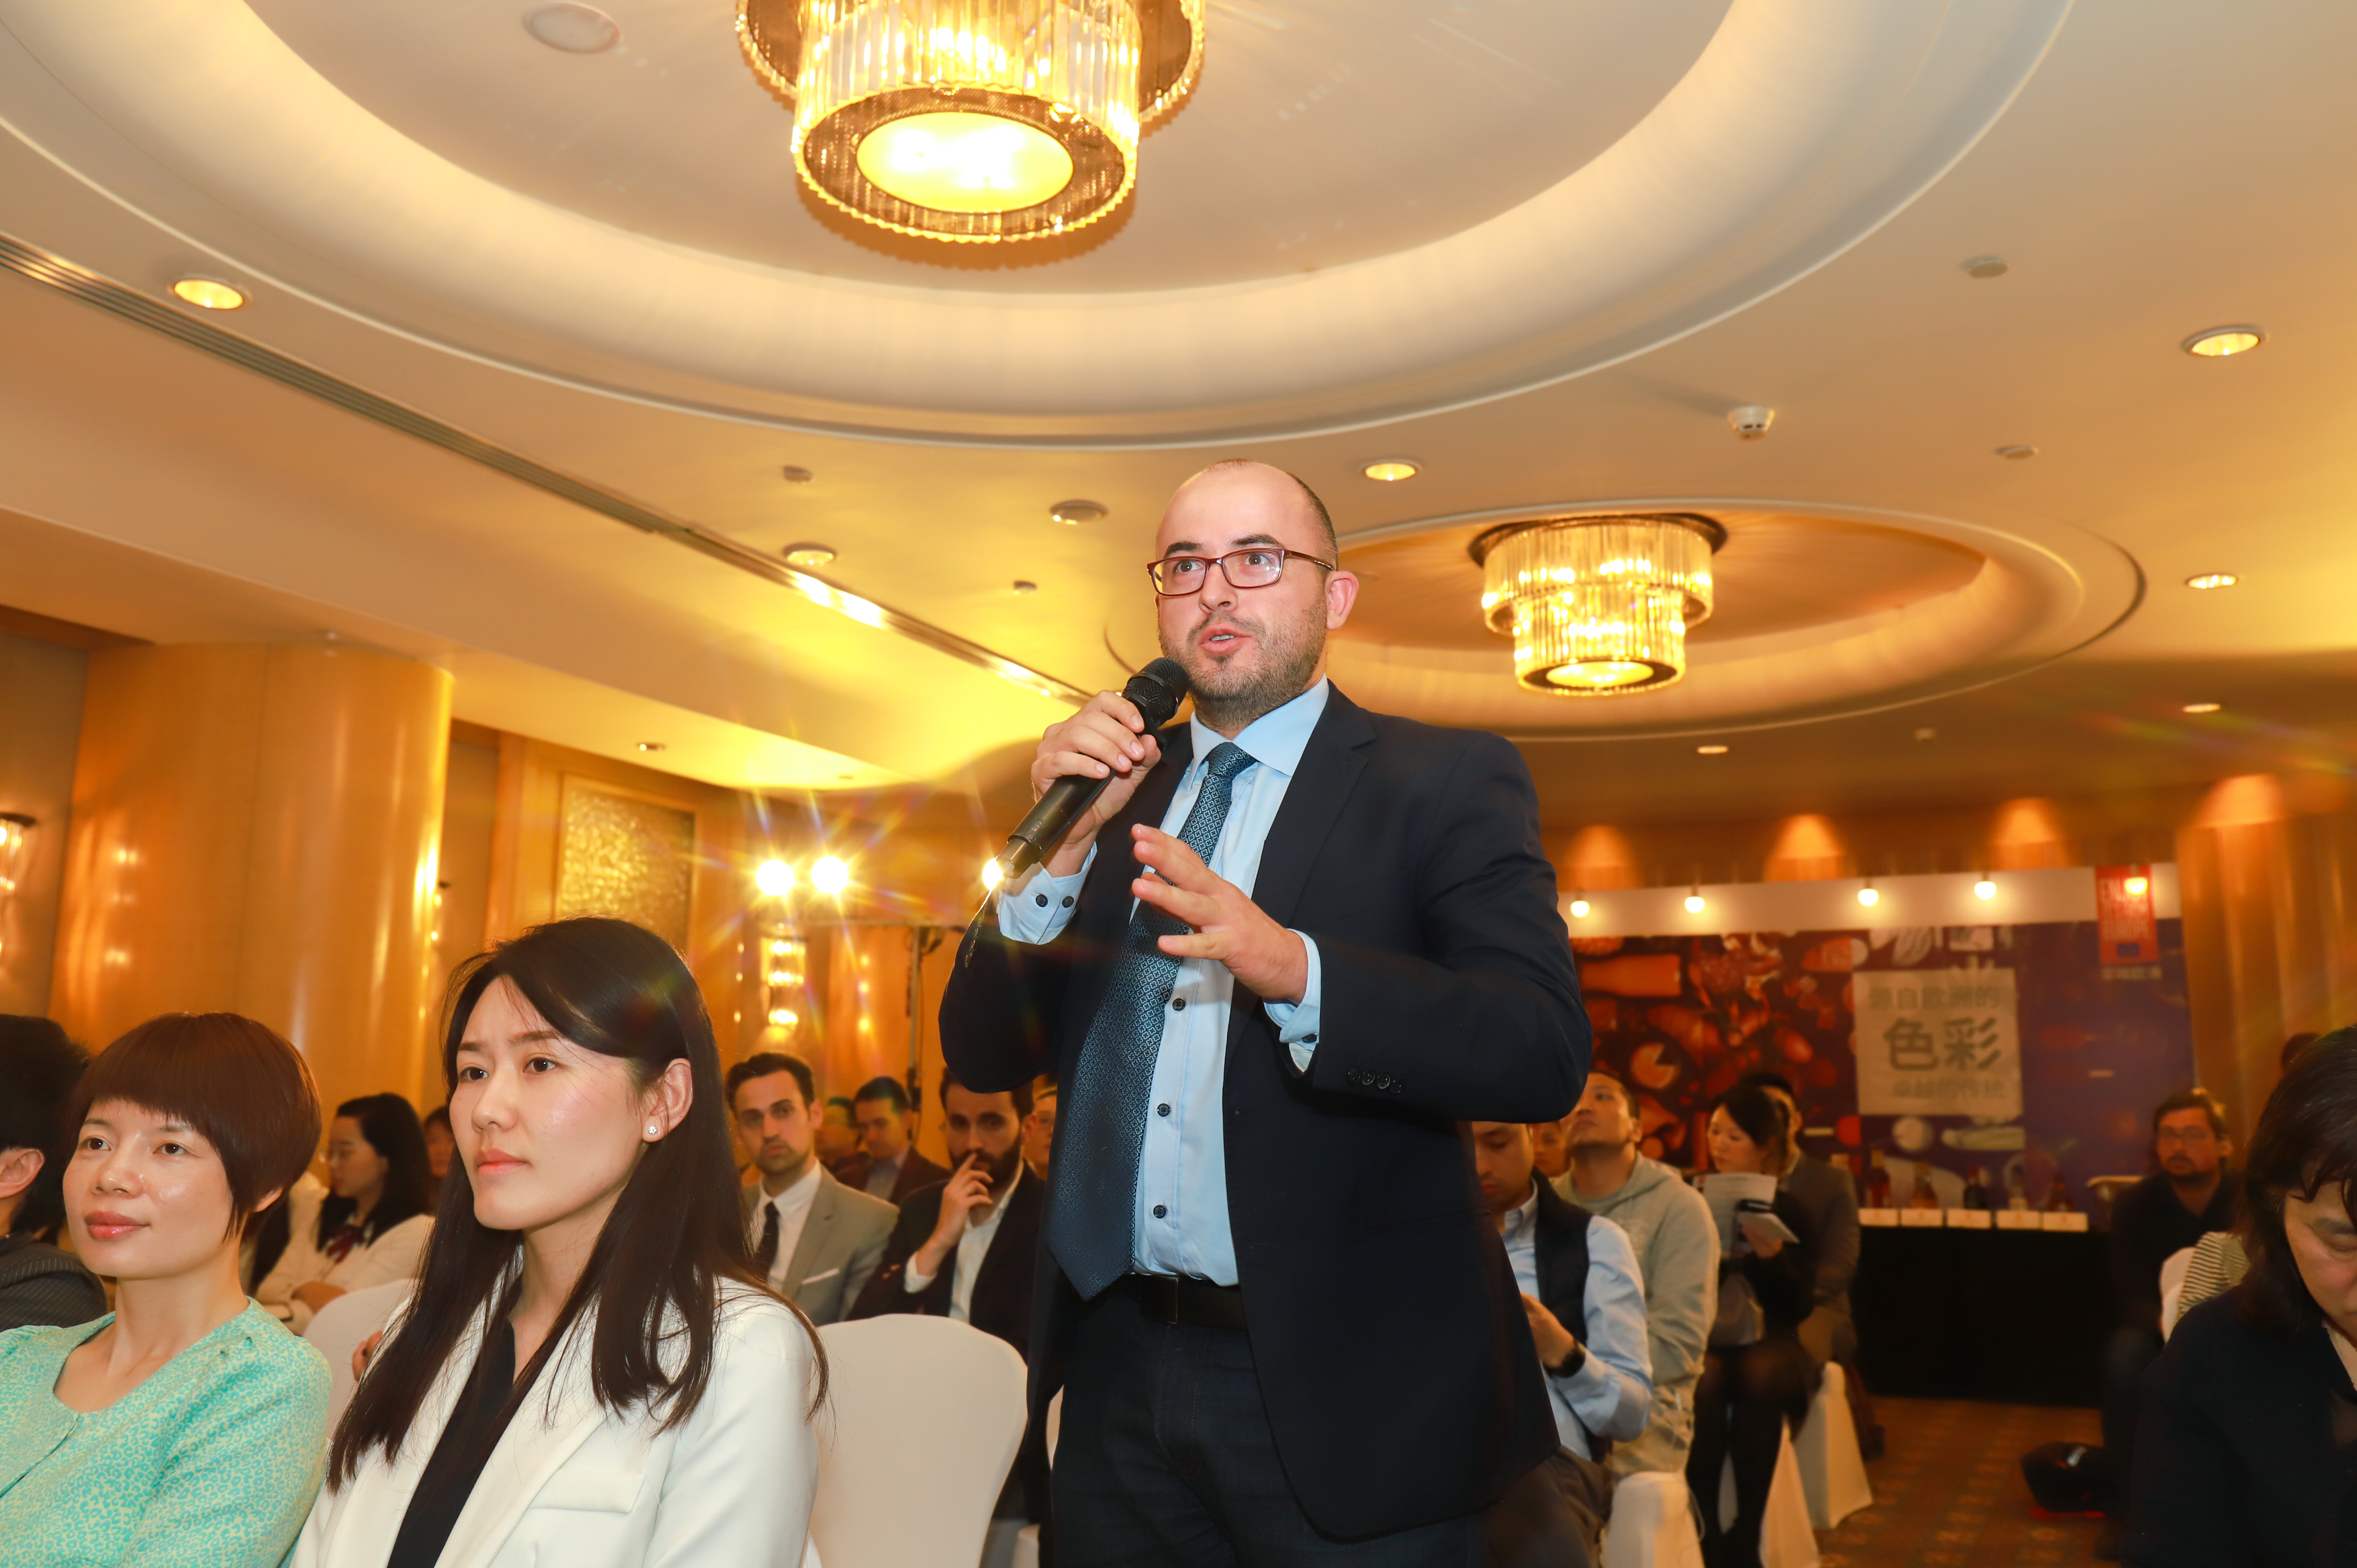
[1546,1342,1588,1378]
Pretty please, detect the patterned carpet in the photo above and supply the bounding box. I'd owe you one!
[1818,1397,2105,1568]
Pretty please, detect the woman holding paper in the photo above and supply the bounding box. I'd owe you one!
[1687,1083,1821,1568]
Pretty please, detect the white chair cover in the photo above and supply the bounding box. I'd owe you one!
[1793,1362,1873,1528]
[1602,1471,1706,1568]
[1718,1424,1819,1568]
[301,1280,412,1430]
[2159,1246,2195,1339]
[810,1317,1027,1568]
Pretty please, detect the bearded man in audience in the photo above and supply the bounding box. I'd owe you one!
[1022,1075,1058,1181]
[1473,1119,1651,1568]
[1558,1071,1717,1478]
[729,1053,896,1327]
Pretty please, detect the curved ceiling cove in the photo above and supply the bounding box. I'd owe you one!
[1328,501,2141,739]
[0,0,2069,441]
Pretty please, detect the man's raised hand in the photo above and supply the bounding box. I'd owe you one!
[1129,824,1309,1004]
[1028,692,1165,876]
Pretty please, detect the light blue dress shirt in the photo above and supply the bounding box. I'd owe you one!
[998,678,1330,1285]
[1499,1187,1654,1459]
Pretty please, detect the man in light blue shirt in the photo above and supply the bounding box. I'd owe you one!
[1472,1119,1652,1566]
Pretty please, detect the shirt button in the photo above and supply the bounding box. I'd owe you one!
[1158,1103,1171,1117]
[1152,1204,1168,1218]
[1171,996,1186,1011]
[1035,893,1049,906]
[1304,1033,1318,1044]
[1062,896,1075,907]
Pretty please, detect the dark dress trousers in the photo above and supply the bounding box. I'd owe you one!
[2124,1293,2357,1566]
[942,687,1591,1540]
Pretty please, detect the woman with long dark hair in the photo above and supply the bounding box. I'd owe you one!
[257,1093,433,1332]
[1687,1083,1820,1568]
[2124,1030,2357,1566]
[296,917,820,1568]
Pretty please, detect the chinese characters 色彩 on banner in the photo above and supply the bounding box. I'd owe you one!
[1853,965,2022,1119]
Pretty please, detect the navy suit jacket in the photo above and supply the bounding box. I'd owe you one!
[941,684,1590,1538]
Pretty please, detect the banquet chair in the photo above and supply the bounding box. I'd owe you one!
[2159,1246,2195,1339]
[302,1280,412,1429]
[1601,1470,1706,1568]
[1717,1424,1819,1568]
[811,1316,1027,1568]
[1793,1362,1873,1528]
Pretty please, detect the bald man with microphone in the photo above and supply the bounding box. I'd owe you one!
[943,460,1589,1564]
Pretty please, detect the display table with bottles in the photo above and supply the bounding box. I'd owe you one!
[1849,1216,2114,1406]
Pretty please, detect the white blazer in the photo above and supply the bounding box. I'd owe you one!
[295,1283,819,1568]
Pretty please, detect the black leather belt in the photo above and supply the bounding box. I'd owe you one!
[1119,1272,1248,1330]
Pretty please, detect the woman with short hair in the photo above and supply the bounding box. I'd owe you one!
[257,1093,434,1333]
[2125,1028,2357,1566]
[299,917,822,1568]
[0,1012,330,1567]
[1687,1083,1821,1568]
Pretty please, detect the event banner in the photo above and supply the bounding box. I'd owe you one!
[1854,965,2023,1119]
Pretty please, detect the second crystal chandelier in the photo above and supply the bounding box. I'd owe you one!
[740,0,1205,243]
[1471,515,1726,696]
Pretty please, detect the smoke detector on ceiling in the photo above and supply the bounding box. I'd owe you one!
[1727,405,1775,440]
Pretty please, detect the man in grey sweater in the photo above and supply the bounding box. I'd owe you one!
[1556,1071,1718,1477]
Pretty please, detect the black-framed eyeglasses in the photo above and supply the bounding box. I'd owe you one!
[1146,547,1335,596]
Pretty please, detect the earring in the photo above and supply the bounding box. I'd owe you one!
[647,1123,660,1137]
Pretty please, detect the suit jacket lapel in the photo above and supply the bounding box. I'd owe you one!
[783,1173,839,1290]
[435,1313,610,1566]
[1249,686,1375,931]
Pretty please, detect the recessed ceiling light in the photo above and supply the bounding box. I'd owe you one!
[635,741,666,752]
[170,277,245,310]
[1011,580,1038,595]
[1913,727,1938,742]
[2183,326,2263,357]
[1995,444,2038,461]
[2182,702,2222,714]
[782,543,836,569]
[1362,459,1420,482]
[1960,255,2009,279]
[1049,499,1106,525]
[524,2,621,53]
[2185,573,2237,590]
[779,465,814,484]
[1696,744,1729,756]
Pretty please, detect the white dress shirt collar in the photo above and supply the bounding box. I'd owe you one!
[1184,678,1328,783]
[753,1161,824,1290]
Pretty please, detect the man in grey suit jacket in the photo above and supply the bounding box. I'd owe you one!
[729,1053,897,1325]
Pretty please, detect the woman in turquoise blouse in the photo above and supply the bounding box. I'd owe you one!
[0,1012,330,1567]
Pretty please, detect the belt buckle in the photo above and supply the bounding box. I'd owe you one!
[1131,1272,1182,1324]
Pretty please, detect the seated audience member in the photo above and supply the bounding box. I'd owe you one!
[421,1105,455,1204]
[0,1012,330,1565]
[852,1069,1044,1520]
[1530,1114,1575,1182]
[1021,1073,1057,1181]
[1560,1071,1718,1478]
[1734,1072,1859,1367]
[843,1075,948,1203]
[2169,1229,2250,1331]
[257,1092,434,1333]
[0,1016,106,1331]
[729,1051,895,1326]
[1472,1119,1651,1568]
[2124,1028,2357,1567]
[2103,1088,2240,1539]
[301,918,819,1568]
[1690,1084,1820,1568]
[814,1096,861,1178]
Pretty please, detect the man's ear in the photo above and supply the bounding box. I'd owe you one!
[0,1146,44,1202]
[1325,569,1360,629]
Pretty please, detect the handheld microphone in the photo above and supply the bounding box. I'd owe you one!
[999,657,1190,880]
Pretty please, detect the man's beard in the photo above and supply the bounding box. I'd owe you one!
[1164,602,1326,733]
[956,1141,1026,1197]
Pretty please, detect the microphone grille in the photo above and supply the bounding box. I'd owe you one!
[1124,658,1192,731]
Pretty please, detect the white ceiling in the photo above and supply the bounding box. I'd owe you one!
[0,0,2352,827]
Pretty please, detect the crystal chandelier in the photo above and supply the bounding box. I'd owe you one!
[739,0,1204,244]
[1470,515,1726,696]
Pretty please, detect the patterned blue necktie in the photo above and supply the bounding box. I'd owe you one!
[1046,741,1257,1299]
